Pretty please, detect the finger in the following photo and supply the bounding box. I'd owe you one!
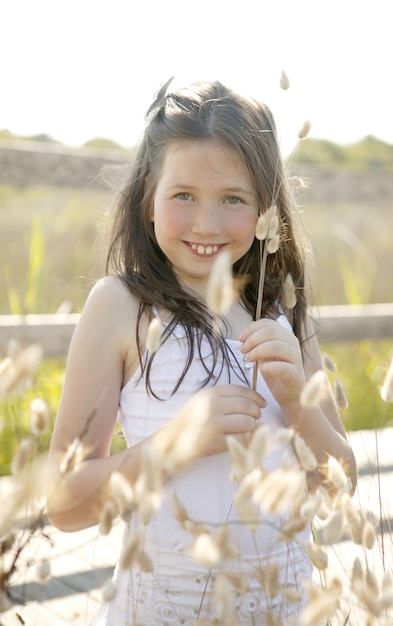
[221,413,259,434]
[238,318,281,343]
[221,395,265,419]
[241,337,300,365]
[259,361,305,389]
[218,384,266,408]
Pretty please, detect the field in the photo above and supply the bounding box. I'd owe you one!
[0,169,393,474]
[1,155,393,626]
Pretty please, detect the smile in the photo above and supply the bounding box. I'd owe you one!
[188,243,221,256]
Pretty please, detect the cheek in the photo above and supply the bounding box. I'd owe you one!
[230,212,257,242]
[154,206,188,239]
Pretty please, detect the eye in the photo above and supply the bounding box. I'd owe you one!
[175,192,193,201]
[225,196,243,205]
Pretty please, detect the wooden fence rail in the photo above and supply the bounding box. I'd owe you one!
[0,303,392,358]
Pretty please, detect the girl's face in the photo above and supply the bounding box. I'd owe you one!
[151,139,258,295]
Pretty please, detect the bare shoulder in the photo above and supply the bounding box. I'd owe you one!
[82,276,140,331]
[86,275,139,311]
[73,275,143,384]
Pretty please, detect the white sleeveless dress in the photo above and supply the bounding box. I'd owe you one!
[94,314,312,625]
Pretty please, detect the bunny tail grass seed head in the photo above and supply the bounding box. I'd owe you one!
[300,585,340,626]
[293,435,317,471]
[206,249,235,316]
[283,273,297,309]
[298,120,311,140]
[36,559,51,581]
[381,356,393,402]
[322,509,345,544]
[30,397,51,436]
[255,204,278,241]
[109,470,135,516]
[0,343,43,397]
[145,317,163,353]
[11,438,34,475]
[326,456,352,493]
[300,369,328,409]
[280,69,290,90]
[334,376,348,410]
[288,175,310,190]
[322,352,337,373]
[102,578,117,602]
[99,499,118,535]
[255,213,269,241]
[267,233,280,254]
[191,533,221,568]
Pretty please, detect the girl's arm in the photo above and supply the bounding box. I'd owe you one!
[47,276,147,531]
[238,316,357,493]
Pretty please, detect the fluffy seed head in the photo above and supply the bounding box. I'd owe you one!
[59,437,85,475]
[293,436,317,471]
[381,356,393,402]
[191,533,221,568]
[255,213,269,241]
[362,520,376,550]
[255,204,278,242]
[322,509,345,544]
[102,579,117,602]
[300,586,340,626]
[206,249,235,316]
[300,491,323,522]
[322,352,337,373]
[275,427,294,445]
[0,343,43,397]
[30,397,51,436]
[253,467,307,514]
[334,376,348,410]
[327,456,351,493]
[280,69,290,90]
[283,273,297,309]
[306,543,328,570]
[109,471,135,515]
[288,175,309,189]
[120,528,143,570]
[36,559,51,581]
[300,369,328,409]
[298,120,311,140]
[11,438,34,475]
[145,317,163,353]
[282,587,302,604]
[99,499,118,535]
[213,575,235,622]
[267,234,280,254]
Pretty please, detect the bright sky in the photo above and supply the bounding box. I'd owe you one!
[1,0,392,156]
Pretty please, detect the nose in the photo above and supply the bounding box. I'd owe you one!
[192,202,221,236]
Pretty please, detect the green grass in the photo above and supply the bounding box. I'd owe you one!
[0,358,126,476]
[0,185,109,314]
[321,340,393,431]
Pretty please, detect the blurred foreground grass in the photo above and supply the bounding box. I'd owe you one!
[1,339,392,476]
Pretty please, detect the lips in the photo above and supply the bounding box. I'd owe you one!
[186,242,224,256]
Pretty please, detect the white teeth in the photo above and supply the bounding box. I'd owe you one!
[191,243,218,255]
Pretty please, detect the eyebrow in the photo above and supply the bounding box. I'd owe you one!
[167,183,254,196]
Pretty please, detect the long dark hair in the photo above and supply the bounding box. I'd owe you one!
[105,80,308,395]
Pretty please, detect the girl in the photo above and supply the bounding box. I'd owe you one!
[48,79,357,625]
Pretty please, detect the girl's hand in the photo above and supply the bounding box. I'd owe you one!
[174,384,266,457]
[239,319,306,412]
